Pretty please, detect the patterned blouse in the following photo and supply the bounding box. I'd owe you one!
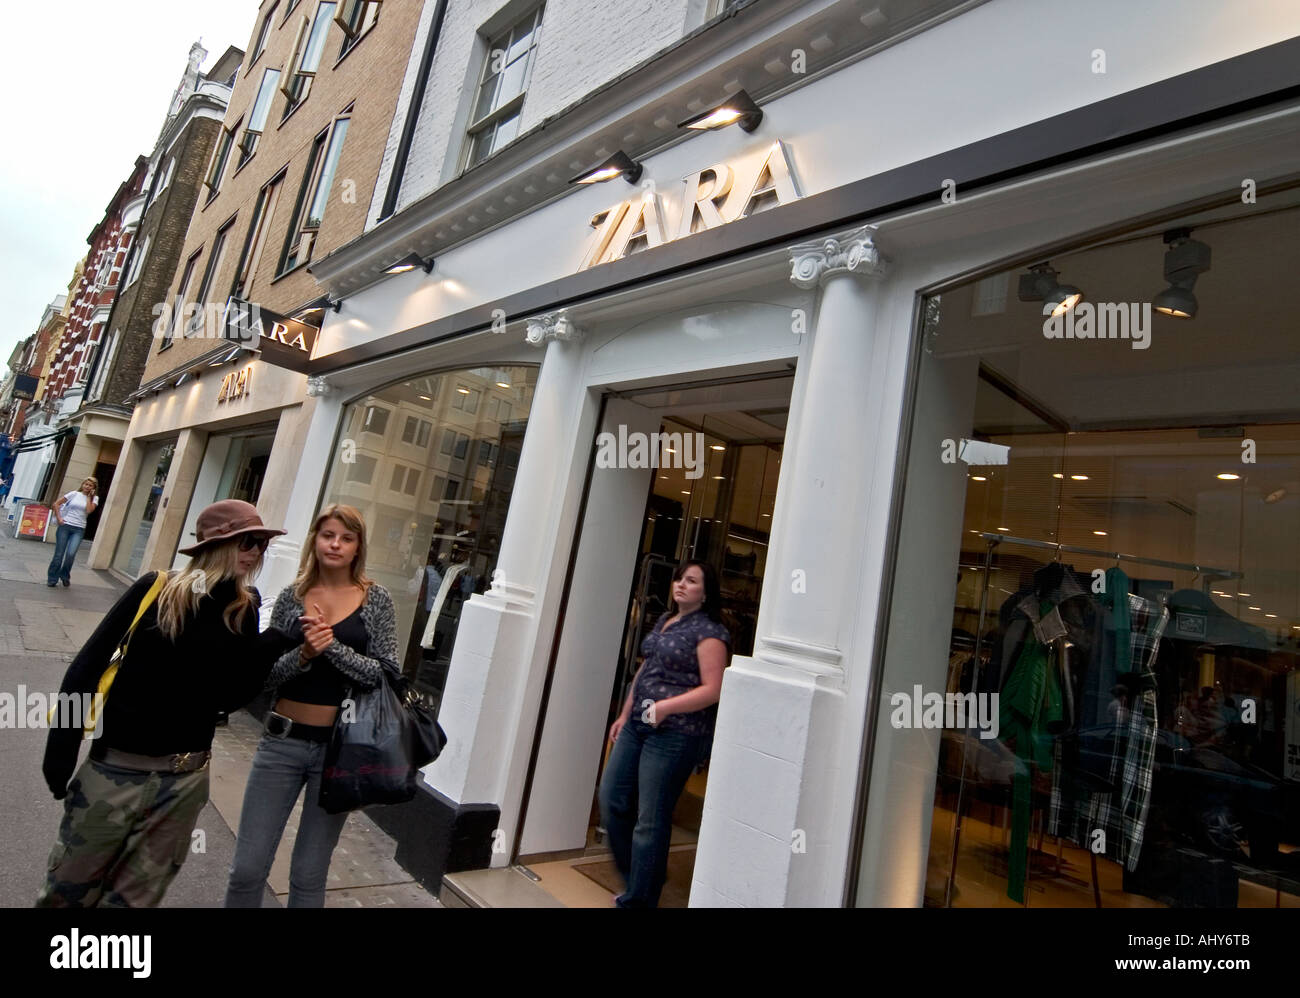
[631,609,731,736]
[263,583,399,694]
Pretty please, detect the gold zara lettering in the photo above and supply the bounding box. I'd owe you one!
[217,366,252,403]
[579,140,801,271]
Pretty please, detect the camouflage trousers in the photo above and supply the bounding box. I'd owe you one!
[36,758,209,908]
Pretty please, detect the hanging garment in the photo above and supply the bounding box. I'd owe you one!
[1048,566,1168,872]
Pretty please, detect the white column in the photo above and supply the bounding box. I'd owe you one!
[428,310,589,830]
[693,226,888,907]
[254,380,340,622]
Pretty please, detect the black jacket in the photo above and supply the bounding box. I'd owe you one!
[42,572,294,798]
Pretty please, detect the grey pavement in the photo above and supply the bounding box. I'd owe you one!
[0,528,440,908]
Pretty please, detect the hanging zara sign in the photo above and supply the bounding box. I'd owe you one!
[577,140,802,272]
[222,297,316,373]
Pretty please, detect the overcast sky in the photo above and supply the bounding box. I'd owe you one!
[1,1,260,359]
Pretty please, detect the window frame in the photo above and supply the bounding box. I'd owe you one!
[277,109,349,275]
[336,0,381,57]
[205,118,242,199]
[161,249,203,351]
[229,172,285,302]
[239,71,282,166]
[250,2,278,65]
[361,404,390,435]
[280,2,338,114]
[124,232,150,288]
[186,216,236,336]
[459,6,544,174]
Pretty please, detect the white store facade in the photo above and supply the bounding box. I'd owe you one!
[245,0,1300,906]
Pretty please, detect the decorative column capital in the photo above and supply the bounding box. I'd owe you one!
[524,308,583,347]
[789,225,887,289]
[305,376,332,397]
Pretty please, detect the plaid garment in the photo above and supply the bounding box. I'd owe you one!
[1048,573,1168,871]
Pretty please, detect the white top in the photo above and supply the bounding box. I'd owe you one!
[60,491,92,529]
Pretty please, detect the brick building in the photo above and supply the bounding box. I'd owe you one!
[91,0,424,578]
[46,43,245,547]
[0,292,69,502]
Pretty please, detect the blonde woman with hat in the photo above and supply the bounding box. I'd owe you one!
[225,504,399,908]
[47,477,98,587]
[38,499,296,907]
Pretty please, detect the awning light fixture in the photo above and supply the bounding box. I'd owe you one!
[570,150,642,186]
[384,253,435,276]
[678,90,763,133]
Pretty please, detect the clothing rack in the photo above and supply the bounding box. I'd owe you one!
[944,533,1238,908]
[975,532,1241,585]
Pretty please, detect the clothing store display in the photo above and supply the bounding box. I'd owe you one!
[420,562,468,648]
[1048,566,1168,872]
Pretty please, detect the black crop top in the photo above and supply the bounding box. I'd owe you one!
[275,604,369,706]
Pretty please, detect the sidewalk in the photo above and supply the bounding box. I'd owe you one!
[0,528,440,908]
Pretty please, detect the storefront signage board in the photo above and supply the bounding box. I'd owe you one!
[18,503,51,540]
[222,297,317,373]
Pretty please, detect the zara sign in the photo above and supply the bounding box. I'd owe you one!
[577,140,802,271]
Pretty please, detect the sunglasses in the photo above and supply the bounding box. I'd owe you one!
[238,534,271,552]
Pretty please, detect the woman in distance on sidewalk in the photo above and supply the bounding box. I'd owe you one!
[38,499,296,907]
[225,504,400,908]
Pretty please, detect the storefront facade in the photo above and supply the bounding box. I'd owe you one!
[211,0,1300,905]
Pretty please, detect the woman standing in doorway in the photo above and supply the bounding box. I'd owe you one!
[225,504,399,908]
[599,559,730,908]
[47,477,98,587]
[38,499,292,906]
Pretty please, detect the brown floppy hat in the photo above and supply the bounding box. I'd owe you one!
[178,498,285,556]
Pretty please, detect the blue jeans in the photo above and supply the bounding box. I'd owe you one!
[47,523,84,585]
[224,734,348,908]
[598,718,704,908]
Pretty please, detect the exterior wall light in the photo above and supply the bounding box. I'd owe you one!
[1153,228,1210,319]
[384,253,435,275]
[570,151,643,185]
[1017,262,1083,316]
[678,90,763,132]
[292,295,341,322]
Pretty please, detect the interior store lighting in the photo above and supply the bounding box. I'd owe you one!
[1217,473,1241,480]
[1017,262,1083,316]
[1153,228,1210,319]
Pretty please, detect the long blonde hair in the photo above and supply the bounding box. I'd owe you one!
[156,538,261,640]
[293,504,372,600]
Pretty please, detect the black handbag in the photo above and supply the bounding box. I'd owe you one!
[318,665,447,814]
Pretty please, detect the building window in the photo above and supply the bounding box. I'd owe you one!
[281,2,338,114]
[230,173,284,300]
[461,6,544,172]
[124,233,150,288]
[239,71,281,164]
[318,365,538,703]
[402,415,432,447]
[451,386,480,413]
[279,110,349,273]
[161,250,202,350]
[347,454,376,484]
[362,405,389,435]
[336,0,381,56]
[87,328,120,402]
[389,463,420,496]
[187,218,235,336]
[205,119,241,198]
[250,2,278,64]
[155,157,175,200]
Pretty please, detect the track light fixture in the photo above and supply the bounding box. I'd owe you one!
[570,150,642,185]
[384,253,435,276]
[292,295,341,322]
[678,90,764,133]
[1153,228,1210,319]
[1017,262,1083,316]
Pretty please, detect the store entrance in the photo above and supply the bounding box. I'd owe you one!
[517,371,791,906]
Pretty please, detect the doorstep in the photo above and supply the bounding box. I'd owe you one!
[441,867,566,908]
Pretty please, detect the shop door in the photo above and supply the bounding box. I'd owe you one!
[112,439,176,578]
[516,371,791,906]
[173,427,277,569]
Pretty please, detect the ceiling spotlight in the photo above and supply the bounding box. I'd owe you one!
[1153,228,1210,319]
[1017,262,1083,316]
[570,150,642,185]
[1265,488,1287,503]
[1217,473,1241,480]
[1093,530,1108,536]
[384,253,435,275]
[291,294,340,321]
[1071,474,1089,480]
[971,475,987,482]
[678,89,763,133]
[1052,473,1064,479]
